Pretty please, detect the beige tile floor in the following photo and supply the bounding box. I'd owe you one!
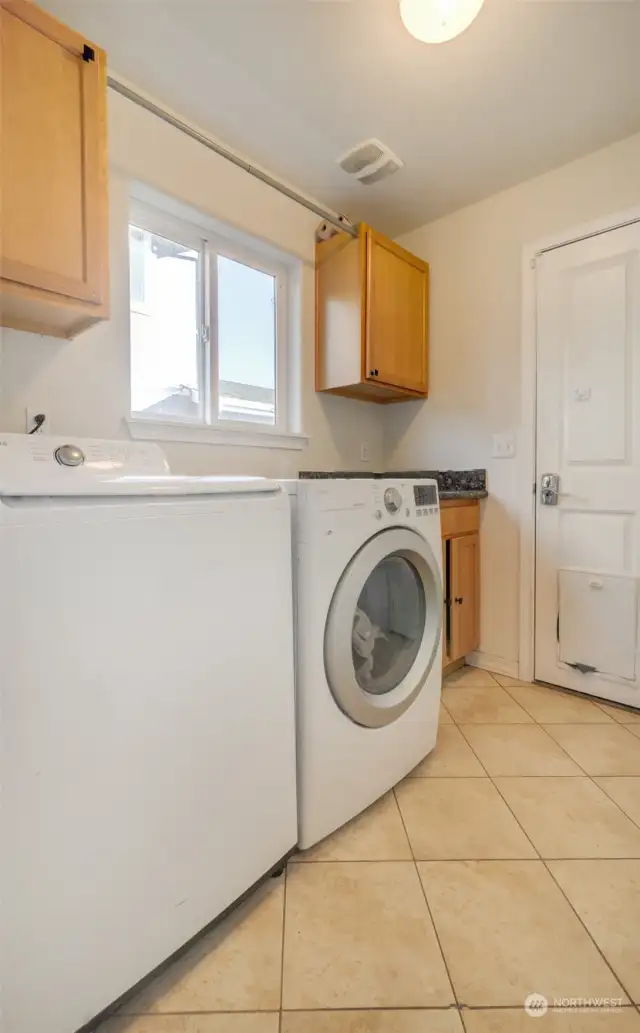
[98,668,640,1032]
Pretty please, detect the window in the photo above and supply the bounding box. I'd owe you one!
[128,198,300,445]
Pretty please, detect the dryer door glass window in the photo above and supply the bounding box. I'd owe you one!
[352,556,426,696]
[324,527,442,729]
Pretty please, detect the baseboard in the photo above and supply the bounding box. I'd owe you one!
[466,651,519,679]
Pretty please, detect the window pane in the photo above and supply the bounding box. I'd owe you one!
[129,225,202,421]
[217,255,276,425]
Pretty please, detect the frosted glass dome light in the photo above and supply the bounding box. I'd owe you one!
[399,0,485,43]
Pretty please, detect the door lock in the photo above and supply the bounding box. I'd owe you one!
[540,473,559,506]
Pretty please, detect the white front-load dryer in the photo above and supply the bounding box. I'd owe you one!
[284,476,443,849]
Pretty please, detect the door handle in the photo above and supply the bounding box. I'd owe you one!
[540,473,559,506]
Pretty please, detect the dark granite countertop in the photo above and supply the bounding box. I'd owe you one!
[298,469,487,500]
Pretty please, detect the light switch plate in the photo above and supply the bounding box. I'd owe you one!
[492,432,516,458]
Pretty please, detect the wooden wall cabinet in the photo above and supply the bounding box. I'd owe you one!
[0,0,109,338]
[315,224,429,403]
[441,501,481,667]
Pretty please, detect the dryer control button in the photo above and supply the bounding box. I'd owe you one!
[54,444,85,467]
[375,509,383,520]
[383,487,402,514]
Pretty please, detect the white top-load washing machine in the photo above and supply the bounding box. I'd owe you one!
[0,435,297,1033]
[283,476,443,849]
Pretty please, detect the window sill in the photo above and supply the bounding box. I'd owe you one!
[126,417,309,451]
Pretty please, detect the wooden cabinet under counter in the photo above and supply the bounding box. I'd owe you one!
[441,499,481,672]
[0,0,109,338]
[315,224,429,402]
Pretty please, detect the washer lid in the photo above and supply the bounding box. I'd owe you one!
[0,435,277,497]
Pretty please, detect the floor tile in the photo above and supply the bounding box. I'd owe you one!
[597,703,640,724]
[494,777,640,858]
[492,675,537,688]
[595,778,640,827]
[459,725,583,776]
[418,860,625,1006]
[543,724,640,776]
[409,724,486,777]
[282,861,453,1009]
[463,1008,640,1031]
[439,703,454,724]
[628,726,640,741]
[444,666,499,688]
[281,1010,464,1032]
[291,792,411,862]
[395,778,536,859]
[118,880,284,1014]
[549,859,640,1003]
[503,683,614,724]
[441,685,533,724]
[101,1017,280,1033]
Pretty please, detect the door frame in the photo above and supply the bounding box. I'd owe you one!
[518,204,640,683]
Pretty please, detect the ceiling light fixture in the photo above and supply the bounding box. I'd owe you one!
[399,0,485,43]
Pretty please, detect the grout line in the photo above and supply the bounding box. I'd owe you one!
[541,857,636,1005]
[393,786,465,1027]
[591,778,640,833]
[278,865,288,1032]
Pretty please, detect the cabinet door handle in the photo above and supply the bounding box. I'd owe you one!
[454,596,464,604]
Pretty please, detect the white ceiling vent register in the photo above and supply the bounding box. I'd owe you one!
[337,139,404,186]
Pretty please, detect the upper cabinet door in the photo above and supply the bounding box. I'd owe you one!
[1,0,107,305]
[365,229,429,395]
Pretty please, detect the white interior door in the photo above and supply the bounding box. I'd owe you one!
[535,221,640,707]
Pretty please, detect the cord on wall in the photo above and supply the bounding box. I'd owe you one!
[28,413,46,435]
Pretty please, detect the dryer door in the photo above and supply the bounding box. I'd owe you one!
[324,528,442,728]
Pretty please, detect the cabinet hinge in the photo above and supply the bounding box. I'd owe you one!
[82,44,95,62]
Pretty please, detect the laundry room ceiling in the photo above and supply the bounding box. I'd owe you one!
[42,0,640,236]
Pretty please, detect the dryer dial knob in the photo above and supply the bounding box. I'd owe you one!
[383,487,402,514]
[54,444,85,467]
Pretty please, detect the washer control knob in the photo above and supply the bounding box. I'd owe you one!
[54,444,85,467]
[375,509,383,520]
[383,487,402,514]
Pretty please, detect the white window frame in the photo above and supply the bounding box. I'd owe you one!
[126,196,307,451]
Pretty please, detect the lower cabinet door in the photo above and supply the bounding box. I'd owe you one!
[449,532,480,661]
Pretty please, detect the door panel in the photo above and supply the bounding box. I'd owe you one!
[365,230,429,394]
[1,1,107,304]
[450,533,479,661]
[535,222,640,707]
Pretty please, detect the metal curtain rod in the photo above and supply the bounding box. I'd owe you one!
[107,77,358,238]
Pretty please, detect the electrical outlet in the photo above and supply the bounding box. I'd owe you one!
[360,442,370,463]
[26,408,50,434]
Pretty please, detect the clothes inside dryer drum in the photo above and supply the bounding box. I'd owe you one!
[352,555,426,696]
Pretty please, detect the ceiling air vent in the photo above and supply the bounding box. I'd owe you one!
[337,138,404,187]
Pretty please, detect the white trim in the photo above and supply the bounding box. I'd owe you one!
[519,205,640,686]
[467,651,520,680]
[126,417,308,451]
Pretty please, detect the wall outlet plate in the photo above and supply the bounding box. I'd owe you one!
[492,432,516,458]
[360,442,370,462]
[26,408,50,434]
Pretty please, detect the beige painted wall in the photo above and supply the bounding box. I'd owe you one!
[385,131,640,671]
[0,90,383,477]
